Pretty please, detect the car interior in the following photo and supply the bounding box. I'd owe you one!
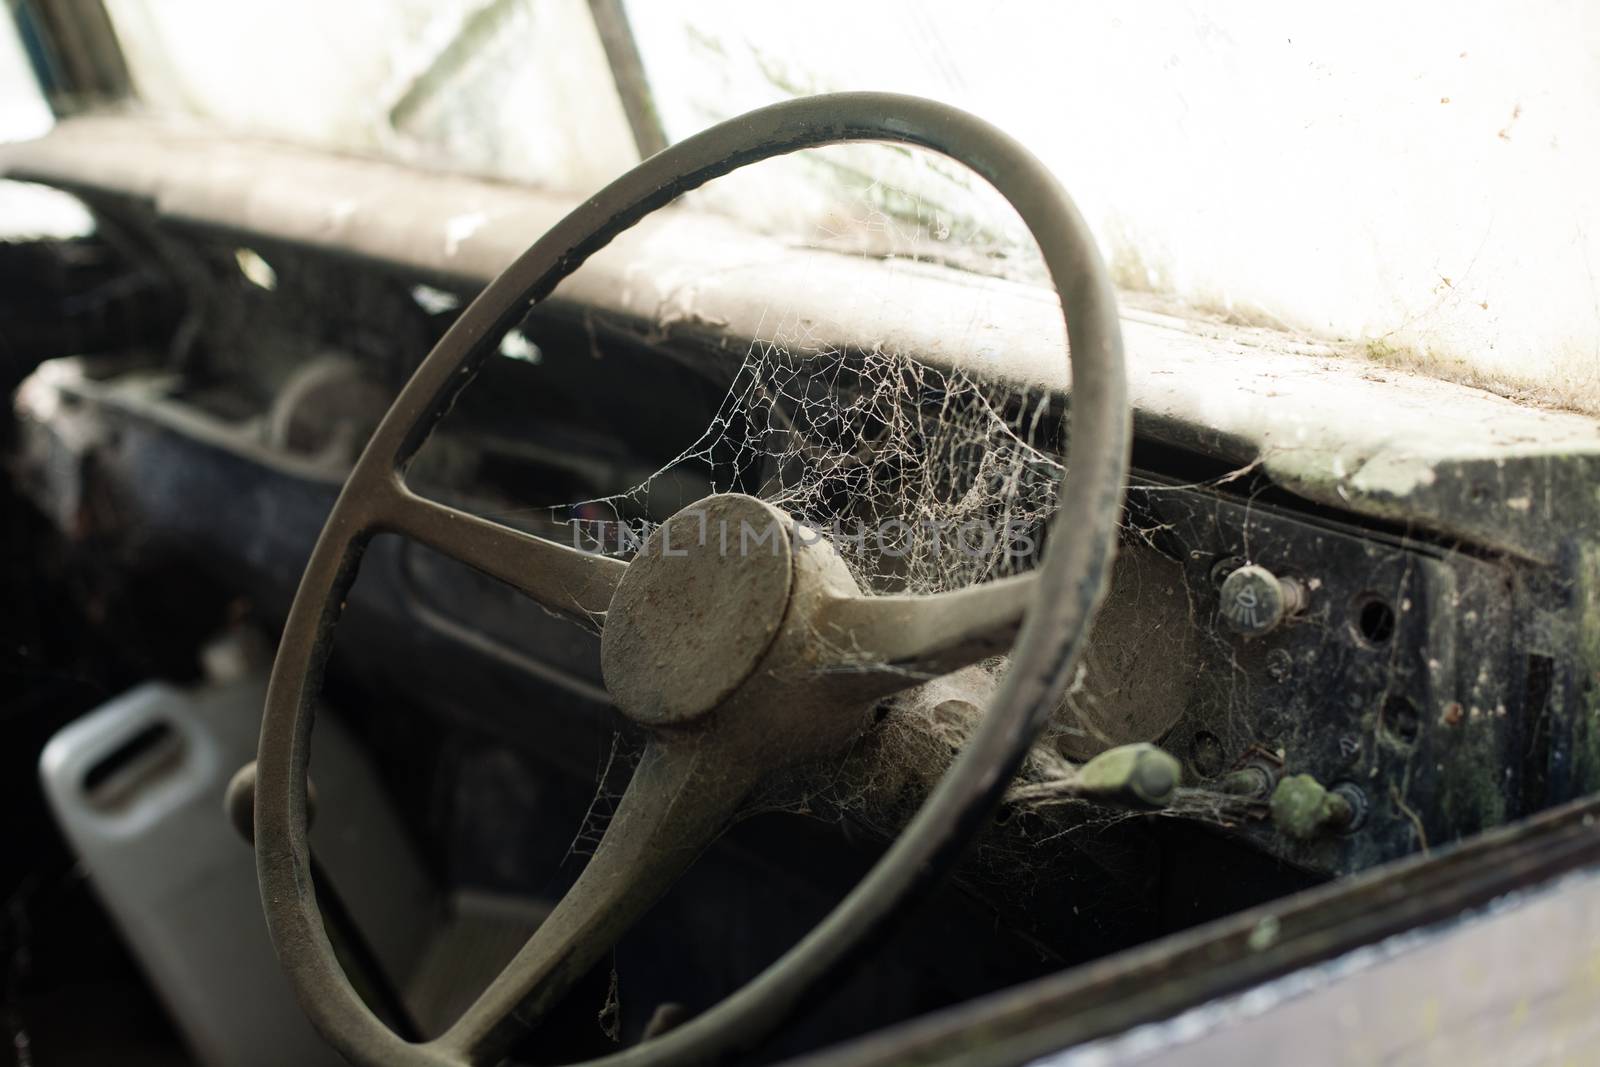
[2,3,1599,1066]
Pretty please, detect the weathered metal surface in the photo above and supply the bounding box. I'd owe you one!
[1118,477,1573,876]
[1055,543,1197,758]
[586,0,669,159]
[1043,867,1600,1066]
[777,793,1600,1067]
[6,115,1600,561]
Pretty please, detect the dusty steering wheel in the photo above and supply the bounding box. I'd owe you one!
[255,92,1129,1067]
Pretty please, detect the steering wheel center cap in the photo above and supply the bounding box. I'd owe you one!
[601,494,795,727]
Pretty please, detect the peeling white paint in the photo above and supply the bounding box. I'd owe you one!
[443,211,487,257]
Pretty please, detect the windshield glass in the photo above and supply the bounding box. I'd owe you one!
[101,0,1600,411]
[103,0,640,193]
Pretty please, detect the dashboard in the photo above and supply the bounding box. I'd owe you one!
[6,117,1600,1063]
[12,211,1582,887]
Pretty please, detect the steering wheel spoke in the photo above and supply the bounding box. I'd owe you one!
[374,478,625,630]
[434,740,757,1064]
[813,573,1040,697]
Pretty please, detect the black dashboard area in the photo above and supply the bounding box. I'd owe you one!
[3,122,1598,1064]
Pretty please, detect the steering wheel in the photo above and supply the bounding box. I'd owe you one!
[254,92,1129,1067]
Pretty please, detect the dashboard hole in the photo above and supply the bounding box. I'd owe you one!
[1355,596,1397,647]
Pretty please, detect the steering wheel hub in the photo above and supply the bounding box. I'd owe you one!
[601,494,795,727]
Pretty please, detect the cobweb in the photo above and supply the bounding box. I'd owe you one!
[557,325,1062,598]
[532,166,1258,875]
[514,166,1267,1040]
[551,159,1065,597]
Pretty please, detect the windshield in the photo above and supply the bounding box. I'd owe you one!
[100,0,1600,412]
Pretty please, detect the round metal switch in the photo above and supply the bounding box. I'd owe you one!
[1218,563,1306,637]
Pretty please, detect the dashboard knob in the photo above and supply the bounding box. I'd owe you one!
[1219,564,1306,637]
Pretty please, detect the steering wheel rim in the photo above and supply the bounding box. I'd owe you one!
[255,91,1129,1067]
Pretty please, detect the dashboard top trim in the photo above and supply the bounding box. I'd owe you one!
[7,113,1600,561]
